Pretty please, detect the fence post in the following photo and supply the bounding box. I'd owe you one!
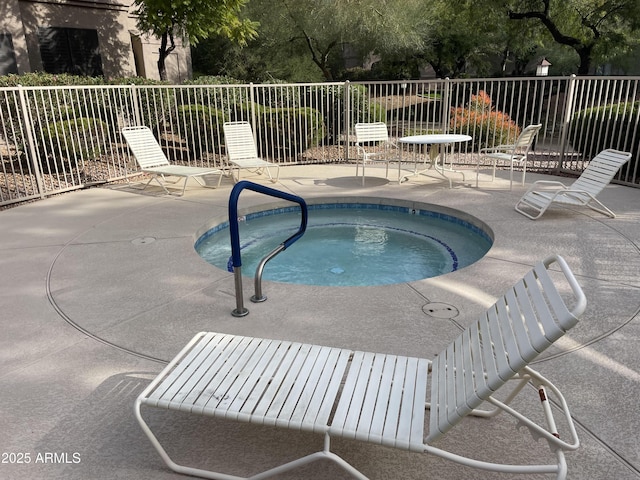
[344,80,350,163]
[441,77,451,134]
[249,82,257,132]
[558,74,577,172]
[17,84,45,199]
[129,83,141,126]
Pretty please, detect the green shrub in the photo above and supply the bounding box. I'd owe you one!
[107,77,172,133]
[347,83,386,125]
[175,104,229,155]
[337,67,372,82]
[0,72,105,87]
[237,104,325,160]
[0,74,169,157]
[569,101,639,155]
[569,101,639,182]
[40,117,109,172]
[306,83,384,143]
[255,81,302,109]
[180,75,249,115]
[0,74,110,162]
[449,90,520,151]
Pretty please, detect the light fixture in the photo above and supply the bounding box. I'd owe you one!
[536,58,551,76]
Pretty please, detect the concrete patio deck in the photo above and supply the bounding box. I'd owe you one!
[1,164,639,479]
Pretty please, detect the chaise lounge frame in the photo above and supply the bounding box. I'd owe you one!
[122,126,224,196]
[135,255,586,479]
[515,148,632,220]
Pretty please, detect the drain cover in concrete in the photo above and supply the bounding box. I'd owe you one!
[131,237,156,245]
[422,302,459,319]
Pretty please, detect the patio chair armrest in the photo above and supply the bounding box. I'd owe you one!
[480,144,515,154]
[543,255,587,316]
[386,142,401,158]
[527,180,568,190]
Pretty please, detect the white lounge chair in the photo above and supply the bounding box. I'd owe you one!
[355,122,400,186]
[477,123,542,189]
[515,148,632,220]
[122,126,224,196]
[223,121,279,183]
[135,254,586,480]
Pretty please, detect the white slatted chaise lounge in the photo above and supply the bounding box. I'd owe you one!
[122,126,224,196]
[223,121,280,183]
[515,148,632,219]
[135,255,586,479]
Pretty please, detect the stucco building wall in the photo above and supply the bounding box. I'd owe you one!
[0,0,191,83]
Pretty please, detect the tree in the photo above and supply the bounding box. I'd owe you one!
[412,0,512,78]
[246,0,430,81]
[133,0,258,80]
[416,0,562,78]
[507,0,640,74]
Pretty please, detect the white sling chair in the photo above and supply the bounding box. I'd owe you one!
[122,126,224,196]
[355,122,401,186]
[477,123,542,189]
[136,254,586,480]
[223,121,280,183]
[515,148,632,219]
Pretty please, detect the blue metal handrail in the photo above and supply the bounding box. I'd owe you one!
[228,180,307,317]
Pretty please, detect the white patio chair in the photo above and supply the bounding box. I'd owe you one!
[121,126,224,196]
[355,122,400,186]
[223,121,279,183]
[136,254,586,480]
[477,123,542,189]
[515,148,632,219]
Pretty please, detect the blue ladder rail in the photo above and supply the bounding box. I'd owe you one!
[228,181,308,317]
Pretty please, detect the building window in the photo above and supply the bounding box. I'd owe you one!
[0,33,19,75]
[37,27,104,77]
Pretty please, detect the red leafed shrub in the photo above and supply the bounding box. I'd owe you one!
[450,90,520,151]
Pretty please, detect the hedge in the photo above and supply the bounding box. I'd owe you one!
[569,101,639,181]
[232,104,325,160]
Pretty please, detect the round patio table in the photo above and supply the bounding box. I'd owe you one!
[398,134,472,187]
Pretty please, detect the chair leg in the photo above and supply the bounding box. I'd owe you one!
[141,176,156,192]
[265,165,280,183]
[585,197,617,218]
[179,177,189,196]
[476,157,482,187]
[509,163,514,190]
[193,172,224,189]
[136,406,369,480]
[150,175,171,194]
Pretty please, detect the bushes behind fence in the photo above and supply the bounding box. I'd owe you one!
[175,104,229,155]
[569,101,639,179]
[236,104,326,161]
[40,118,109,173]
[449,90,520,151]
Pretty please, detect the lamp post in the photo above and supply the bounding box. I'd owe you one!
[536,58,551,76]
